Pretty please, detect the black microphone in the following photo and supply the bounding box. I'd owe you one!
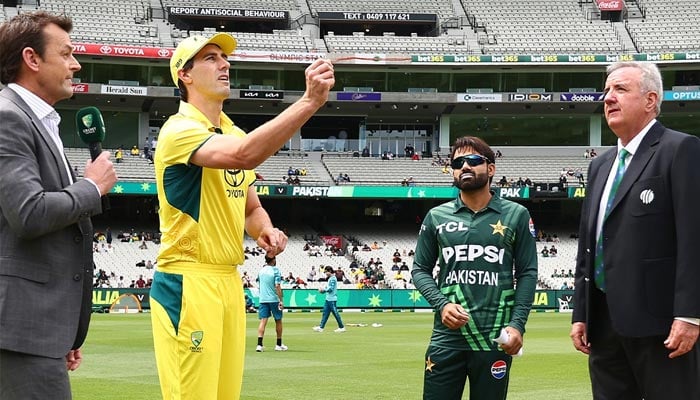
[76,106,110,211]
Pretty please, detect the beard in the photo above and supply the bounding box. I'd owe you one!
[453,170,490,192]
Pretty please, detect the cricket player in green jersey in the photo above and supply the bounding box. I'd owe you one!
[412,136,538,400]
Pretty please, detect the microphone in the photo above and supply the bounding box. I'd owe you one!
[76,106,110,210]
[76,106,106,160]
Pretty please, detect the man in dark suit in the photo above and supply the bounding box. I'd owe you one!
[571,61,700,399]
[0,12,117,399]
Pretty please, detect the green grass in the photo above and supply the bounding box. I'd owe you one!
[71,311,591,399]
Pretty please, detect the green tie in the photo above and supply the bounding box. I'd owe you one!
[594,149,630,292]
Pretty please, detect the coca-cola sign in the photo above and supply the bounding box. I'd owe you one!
[596,0,623,11]
[71,83,89,93]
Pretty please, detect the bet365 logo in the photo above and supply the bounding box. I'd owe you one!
[190,330,204,353]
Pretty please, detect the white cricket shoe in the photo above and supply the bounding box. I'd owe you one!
[256,345,264,352]
[334,327,346,333]
[312,326,324,332]
[275,344,288,351]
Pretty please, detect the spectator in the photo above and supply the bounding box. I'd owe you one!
[130,145,140,156]
[404,144,415,157]
[307,266,317,282]
[143,136,151,158]
[498,176,508,187]
[135,275,146,288]
[115,147,123,163]
[541,246,549,257]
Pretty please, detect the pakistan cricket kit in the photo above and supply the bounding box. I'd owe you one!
[412,192,538,400]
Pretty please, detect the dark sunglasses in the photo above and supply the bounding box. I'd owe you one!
[450,154,491,169]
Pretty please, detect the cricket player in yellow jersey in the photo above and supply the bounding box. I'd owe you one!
[151,33,334,400]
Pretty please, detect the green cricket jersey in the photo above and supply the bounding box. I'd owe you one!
[411,191,538,351]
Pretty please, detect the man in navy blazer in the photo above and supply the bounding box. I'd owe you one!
[0,12,117,399]
[571,61,700,399]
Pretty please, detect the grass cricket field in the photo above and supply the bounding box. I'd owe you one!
[71,311,591,399]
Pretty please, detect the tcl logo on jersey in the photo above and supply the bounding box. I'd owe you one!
[442,244,504,264]
[435,221,469,234]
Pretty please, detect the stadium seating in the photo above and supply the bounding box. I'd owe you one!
[461,0,627,54]
[38,0,161,46]
[9,0,695,55]
[65,148,156,181]
[625,0,700,52]
[324,31,474,54]
[323,156,452,186]
[176,28,316,52]
[63,147,595,186]
[93,240,158,285]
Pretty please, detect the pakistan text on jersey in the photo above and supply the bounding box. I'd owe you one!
[442,244,505,264]
[445,269,499,286]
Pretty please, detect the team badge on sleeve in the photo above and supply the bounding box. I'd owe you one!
[528,218,536,237]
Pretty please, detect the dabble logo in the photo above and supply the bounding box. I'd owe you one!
[491,360,507,379]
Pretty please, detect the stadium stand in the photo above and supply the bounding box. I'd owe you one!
[65,148,156,181]
[625,0,700,52]
[38,0,161,46]
[64,147,594,186]
[462,0,627,54]
[93,240,159,285]
[324,31,474,54]
[176,28,317,52]
[323,156,452,186]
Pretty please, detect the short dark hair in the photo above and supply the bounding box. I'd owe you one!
[0,11,73,84]
[450,136,495,164]
[264,255,276,265]
[324,266,334,274]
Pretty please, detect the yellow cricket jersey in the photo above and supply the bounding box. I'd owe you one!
[154,101,255,269]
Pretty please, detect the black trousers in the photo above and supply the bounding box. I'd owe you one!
[588,289,700,400]
[0,349,71,400]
